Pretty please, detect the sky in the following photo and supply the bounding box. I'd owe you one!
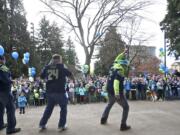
[23,0,175,67]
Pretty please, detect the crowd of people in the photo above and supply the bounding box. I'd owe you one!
[9,73,180,109]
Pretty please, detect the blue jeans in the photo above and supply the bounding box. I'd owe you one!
[39,93,68,128]
[0,93,16,132]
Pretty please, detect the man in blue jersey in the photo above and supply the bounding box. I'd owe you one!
[39,54,74,131]
[100,49,131,131]
[0,56,21,134]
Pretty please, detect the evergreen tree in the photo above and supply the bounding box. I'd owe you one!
[160,0,180,59]
[0,0,32,77]
[65,37,77,65]
[0,0,9,50]
[49,22,64,55]
[94,26,125,75]
[38,16,65,67]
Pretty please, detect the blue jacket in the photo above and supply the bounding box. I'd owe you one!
[124,80,131,91]
[41,64,72,94]
[18,96,27,107]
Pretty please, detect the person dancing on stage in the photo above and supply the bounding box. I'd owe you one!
[100,48,131,131]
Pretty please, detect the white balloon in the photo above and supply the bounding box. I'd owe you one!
[29,77,34,82]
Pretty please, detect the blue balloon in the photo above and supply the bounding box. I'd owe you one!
[164,67,169,73]
[31,70,36,76]
[23,57,29,64]
[159,63,165,69]
[24,52,30,58]
[11,52,19,60]
[28,67,36,76]
[159,48,163,52]
[0,45,5,56]
[31,67,36,71]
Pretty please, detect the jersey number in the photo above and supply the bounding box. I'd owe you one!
[47,69,59,80]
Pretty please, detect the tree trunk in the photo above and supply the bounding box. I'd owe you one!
[85,53,91,74]
[85,53,91,64]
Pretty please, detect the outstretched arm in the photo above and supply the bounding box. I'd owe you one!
[114,48,128,62]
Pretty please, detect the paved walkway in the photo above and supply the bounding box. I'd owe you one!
[1,101,180,135]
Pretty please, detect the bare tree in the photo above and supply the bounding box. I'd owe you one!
[117,16,155,76]
[39,0,151,66]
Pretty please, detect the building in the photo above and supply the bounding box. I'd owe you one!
[128,45,156,59]
[128,45,160,75]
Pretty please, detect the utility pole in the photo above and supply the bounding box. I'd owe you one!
[10,0,15,51]
[30,22,35,66]
[164,30,167,79]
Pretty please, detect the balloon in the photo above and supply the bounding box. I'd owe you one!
[28,67,36,77]
[82,64,89,73]
[34,93,39,99]
[159,52,165,57]
[0,45,5,56]
[28,68,32,76]
[159,68,164,74]
[164,67,169,73]
[159,54,163,57]
[31,67,36,76]
[29,77,34,82]
[11,52,19,60]
[22,58,29,64]
[159,48,163,52]
[84,65,89,69]
[31,71,36,76]
[24,52,30,58]
[31,67,36,71]
[22,59,26,64]
[159,63,165,69]
[162,52,165,56]
[23,57,29,64]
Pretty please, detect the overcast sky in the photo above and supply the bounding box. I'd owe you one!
[23,0,175,67]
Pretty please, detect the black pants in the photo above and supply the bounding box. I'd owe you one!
[0,94,16,132]
[19,107,25,114]
[157,89,164,100]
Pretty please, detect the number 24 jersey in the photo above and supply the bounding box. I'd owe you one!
[41,64,72,94]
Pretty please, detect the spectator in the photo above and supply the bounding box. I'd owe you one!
[18,92,27,114]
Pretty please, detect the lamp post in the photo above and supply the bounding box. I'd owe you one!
[30,22,35,65]
[164,30,167,78]
[30,22,35,44]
